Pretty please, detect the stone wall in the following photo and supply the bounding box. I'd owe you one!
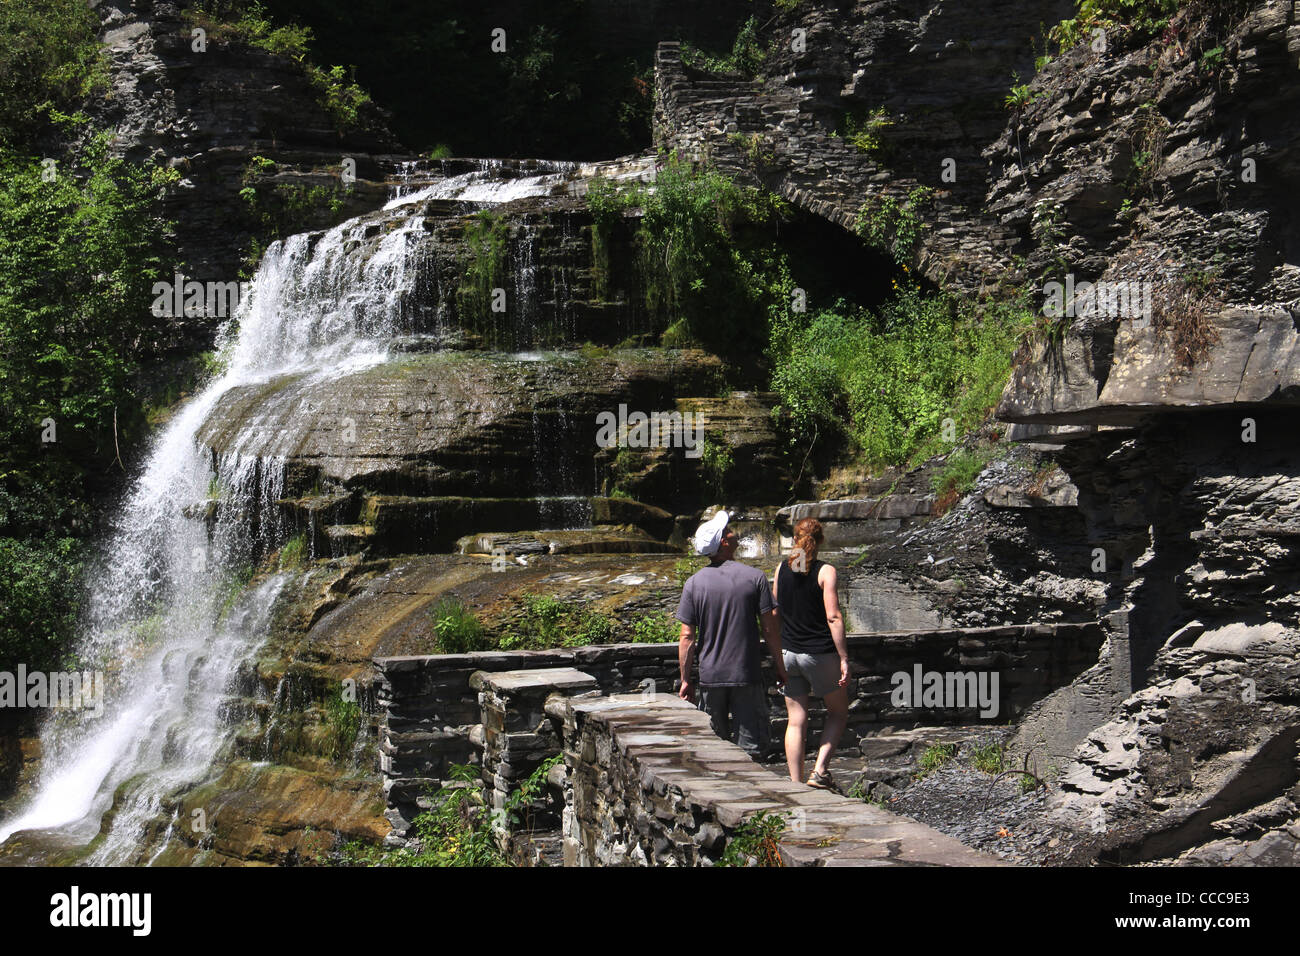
[560,693,1001,866]
[374,622,1102,836]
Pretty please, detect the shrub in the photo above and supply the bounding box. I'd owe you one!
[0,0,105,146]
[323,684,363,761]
[680,16,767,78]
[916,742,958,777]
[584,155,790,353]
[430,597,489,653]
[501,595,615,650]
[630,613,679,644]
[717,809,787,866]
[855,187,934,264]
[770,288,1032,471]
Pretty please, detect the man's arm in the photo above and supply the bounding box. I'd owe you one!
[678,622,697,701]
[761,608,787,685]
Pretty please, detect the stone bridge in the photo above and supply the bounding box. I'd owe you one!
[374,622,1101,865]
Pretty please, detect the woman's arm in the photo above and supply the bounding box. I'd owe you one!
[820,564,849,687]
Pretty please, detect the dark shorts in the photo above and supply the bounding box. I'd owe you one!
[697,683,770,757]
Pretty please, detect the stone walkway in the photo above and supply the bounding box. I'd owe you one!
[566,694,1006,866]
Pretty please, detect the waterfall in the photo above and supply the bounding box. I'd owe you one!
[0,154,656,862]
[0,181,442,860]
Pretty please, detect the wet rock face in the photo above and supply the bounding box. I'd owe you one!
[87,0,404,350]
[196,348,762,506]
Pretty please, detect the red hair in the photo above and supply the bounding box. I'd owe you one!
[788,517,823,571]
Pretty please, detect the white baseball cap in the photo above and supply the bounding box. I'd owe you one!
[693,510,731,556]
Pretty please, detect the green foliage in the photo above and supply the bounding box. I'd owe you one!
[728,131,776,169]
[931,445,997,501]
[718,809,787,866]
[0,489,83,673]
[339,756,563,867]
[769,288,1032,471]
[0,0,105,146]
[673,556,703,588]
[855,187,934,264]
[426,144,454,160]
[339,764,508,867]
[1005,81,1043,111]
[838,107,895,158]
[430,596,490,654]
[277,531,310,571]
[0,138,176,471]
[0,131,176,670]
[699,435,735,499]
[322,684,362,761]
[1050,0,1179,53]
[916,742,958,777]
[458,210,510,321]
[680,16,767,78]
[586,156,791,354]
[499,595,615,650]
[630,613,679,644]
[239,155,346,268]
[185,1,371,132]
[970,741,1007,775]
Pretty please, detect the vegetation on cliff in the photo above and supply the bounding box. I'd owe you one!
[0,4,179,674]
[588,159,1032,476]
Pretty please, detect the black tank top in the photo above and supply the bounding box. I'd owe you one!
[777,559,835,654]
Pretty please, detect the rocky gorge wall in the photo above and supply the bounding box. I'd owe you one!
[645,0,1300,864]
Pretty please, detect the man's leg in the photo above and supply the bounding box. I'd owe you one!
[697,687,732,743]
[731,682,771,759]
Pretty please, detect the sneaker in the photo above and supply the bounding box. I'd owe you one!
[806,769,837,791]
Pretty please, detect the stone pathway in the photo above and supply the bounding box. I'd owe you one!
[566,694,1006,866]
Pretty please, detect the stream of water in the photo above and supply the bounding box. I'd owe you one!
[0,158,641,862]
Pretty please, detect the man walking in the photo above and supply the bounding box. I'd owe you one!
[676,510,787,759]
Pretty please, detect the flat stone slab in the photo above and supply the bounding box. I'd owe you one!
[470,667,598,696]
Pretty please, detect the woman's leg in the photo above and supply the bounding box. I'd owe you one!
[784,693,810,783]
[813,686,849,777]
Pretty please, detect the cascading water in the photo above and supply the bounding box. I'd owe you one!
[0,155,653,863]
[0,178,448,862]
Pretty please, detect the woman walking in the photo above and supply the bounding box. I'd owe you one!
[773,518,850,789]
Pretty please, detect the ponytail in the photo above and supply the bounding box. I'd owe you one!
[788,517,823,572]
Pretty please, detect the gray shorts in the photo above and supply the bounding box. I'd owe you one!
[781,650,842,699]
[697,683,771,757]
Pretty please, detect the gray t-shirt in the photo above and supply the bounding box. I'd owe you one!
[676,560,775,687]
